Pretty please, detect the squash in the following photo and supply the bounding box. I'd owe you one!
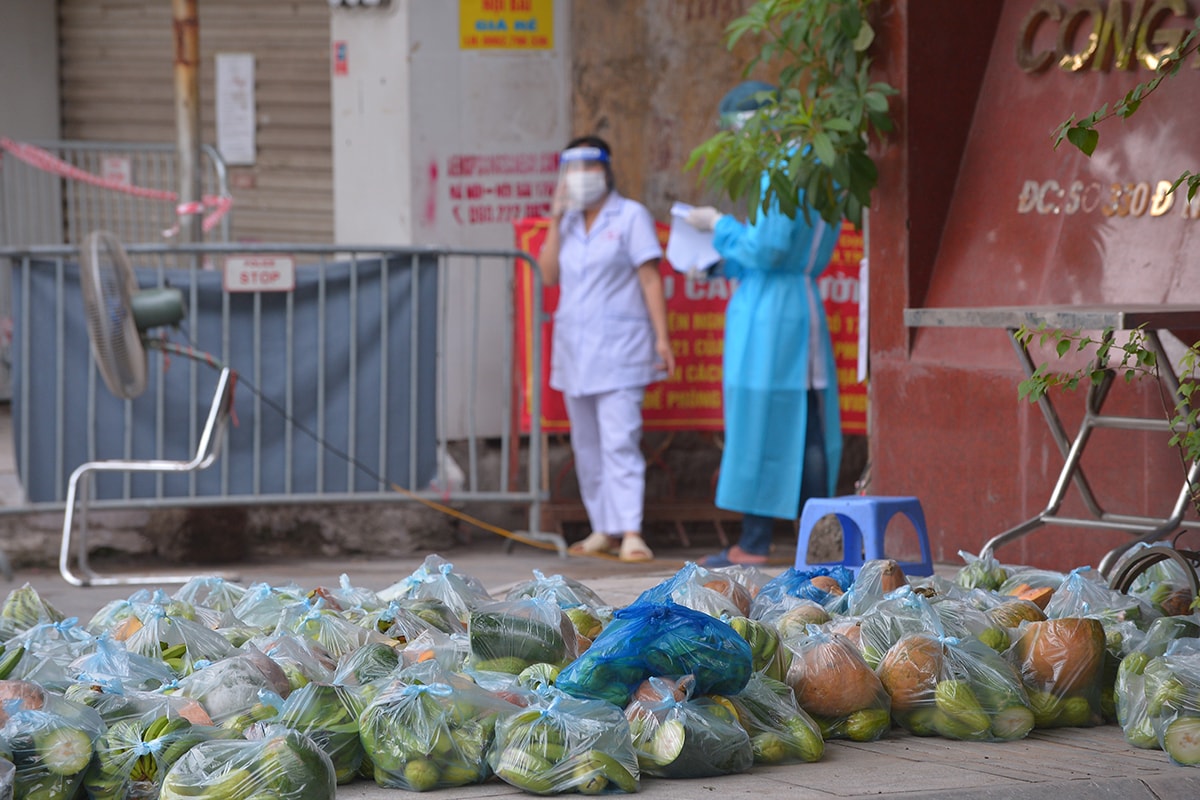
[877,634,943,712]
[1012,617,1105,695]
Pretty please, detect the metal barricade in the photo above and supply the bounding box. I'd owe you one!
[0,242,555,575]
[0,140,233,401]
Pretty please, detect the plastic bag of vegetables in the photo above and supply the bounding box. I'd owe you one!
[749,566,855,622]
[172,575,249,614]
[467,598,578,675]
[0,584,65,642]
[624,675,753,778]
[272,598,393,660]
[997,566,1065,610]
[783,627,892,741]
[1116,615,1200,748]
[1009,616,1107,728]
[1044,568,1149,627]
[357,663,519,790]
[158,724,335,800]
[727,616,789,682]
[399,628,470,673]
[1141,640,1200,766]
[250,633,338,692]
[353,600,459,645]
[504,569,610,613]
[64,680,214,728]
[168,649,290,728]
[332,641,400,686]
[377,554,493,621]
[954,550,1009,591]
[556,600,752,707]
[1110,542,1200,616]
[3,617,94,692]
[724,672,825,764]
[122,606,239,677]
[877,632,1034,741]
[67,633,177,692]
[0,756,13,800]
[276,681,367,784]
[306,573,384,614]
[1,692,104,800]
[488,688,640,795]
[856,589,943,669]
[633,562,752,619]
[230,582,309,632]
[830,559,912,617]
[84,708,229,799]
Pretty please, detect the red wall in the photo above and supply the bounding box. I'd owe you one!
[869,0,1200,571]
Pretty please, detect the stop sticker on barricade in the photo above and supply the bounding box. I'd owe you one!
[223,255,296,293]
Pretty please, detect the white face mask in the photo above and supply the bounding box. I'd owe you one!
[565,171,608,209]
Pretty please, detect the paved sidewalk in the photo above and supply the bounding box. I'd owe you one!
[5,539,1200,799]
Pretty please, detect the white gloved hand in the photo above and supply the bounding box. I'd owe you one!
[685,206,723,232]
[550,175,569,219]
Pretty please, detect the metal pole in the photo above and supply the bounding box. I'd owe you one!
[173,0,202,244]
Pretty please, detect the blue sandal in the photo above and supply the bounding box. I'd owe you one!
[698,547,773,568]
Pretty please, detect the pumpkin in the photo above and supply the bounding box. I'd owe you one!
[1012,617,1105,695]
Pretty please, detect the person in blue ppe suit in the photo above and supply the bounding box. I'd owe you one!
[686,81,843,567]
[539,135,675,563]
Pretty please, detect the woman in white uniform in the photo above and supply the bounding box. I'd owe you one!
[537,136,675,562]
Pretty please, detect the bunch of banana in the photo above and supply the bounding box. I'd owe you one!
[728,617,788,682]
[0,644,26,680]
[85,715,200,799]
[0,584,64,639]
[159,641,189,674]
[221,701,280,734]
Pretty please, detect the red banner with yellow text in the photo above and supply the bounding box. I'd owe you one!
[513,218,866,435]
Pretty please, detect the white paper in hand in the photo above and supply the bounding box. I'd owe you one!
[666,202,722,274]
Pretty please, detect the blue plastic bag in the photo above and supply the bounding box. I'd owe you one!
[556,601,752,707]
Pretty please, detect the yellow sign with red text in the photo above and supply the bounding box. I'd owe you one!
[459,0,553,50]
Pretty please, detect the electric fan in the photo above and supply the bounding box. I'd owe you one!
[60,231,237,587]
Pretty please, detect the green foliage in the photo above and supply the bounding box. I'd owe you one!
[1053,16,1200,201]
[686,0,897,228]
[1016,324,1200,512]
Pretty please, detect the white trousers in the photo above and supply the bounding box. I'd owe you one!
[564,386,646,535]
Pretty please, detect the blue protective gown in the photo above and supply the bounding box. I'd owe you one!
[712,184,844,519]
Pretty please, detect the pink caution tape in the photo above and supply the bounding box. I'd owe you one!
[0,137,234,238]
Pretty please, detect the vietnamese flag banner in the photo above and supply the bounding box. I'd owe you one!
[513,218,866,435]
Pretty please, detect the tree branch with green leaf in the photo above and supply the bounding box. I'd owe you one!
[1053,16,1200,201]
[1041,14,1200,517]
[685,0,897,228]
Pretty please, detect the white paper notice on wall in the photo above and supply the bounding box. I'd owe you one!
[216,53,256,166]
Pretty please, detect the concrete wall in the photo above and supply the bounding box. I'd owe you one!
[0,0,59,141]
[569,0,763,220]
[869,0,1200,571]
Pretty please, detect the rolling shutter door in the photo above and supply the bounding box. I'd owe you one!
[58,0,333,242]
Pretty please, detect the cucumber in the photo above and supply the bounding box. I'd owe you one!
[640,717,681,767]
[33,725,93,776]
[468,611,566,666]
[1163,715,1200,766]
[639,716,751,778]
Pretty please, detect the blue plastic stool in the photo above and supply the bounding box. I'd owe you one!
[795,495,934,576]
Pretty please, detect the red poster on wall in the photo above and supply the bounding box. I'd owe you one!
[513,218,866,435]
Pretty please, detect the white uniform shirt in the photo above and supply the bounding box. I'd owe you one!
[549,191,664,397]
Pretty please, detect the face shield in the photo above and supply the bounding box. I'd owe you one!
[558,146,611,211]
[717,81,779,132]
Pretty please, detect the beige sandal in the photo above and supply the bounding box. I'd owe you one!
[619,533,654,563]
[569,531,620,556]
